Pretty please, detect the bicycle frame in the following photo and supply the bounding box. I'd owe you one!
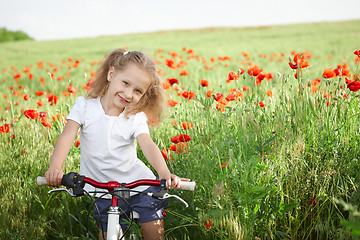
[82,177,164,240]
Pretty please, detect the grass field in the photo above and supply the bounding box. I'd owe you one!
[1,19,360,239]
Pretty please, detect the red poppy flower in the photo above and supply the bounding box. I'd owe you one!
[170,145,181,153]
[218,56,231,61]
[167,78,178,86]
[67,84,79,94]
[265,72,274,80]
[206,89,214,98]
[247,65,263,77]
[180,122,193,130]
[24,110,38,119]
[180,69,190,76]
[12,90,21,97]
[13,73,21,80]
[178,134,191,142]
[255,73,266,86]
[322,69,336,79]
[225,88,243,102]
[227,71,239,81]
[39,77,45,86]
[40,117,52,129]
[311,78,321,86]
[182,91,195,100]
[354,50,360,58]
[170,145,178,151]
[216,102,226,112]
[346,78,360,92]
[75,139,80,148]
[206,220,213,230]
[311,85,319,92]
[160,148,168,160]
[0,124,10,134]
[221,162,228,168]
[214,93,223,102]
[171,136,180,144]
[242,86,250,91]
[23,94,30,100]
[289,53,309,69]
[295,53,309,67]
[289,62,297,69]
[47,94,58,105]
[167,99,178,107]
[37,99,43,107]
[35,90,44,96]
[225,93,237,102]
[39,111,47,117]
[161,148,171,161]
[52,113,67,124]
[266,90,273,98]
[37,61,44,68]
[200,79,209,87]
[259,101,265,108]
[165,59,176,68]
[162,82,171,90]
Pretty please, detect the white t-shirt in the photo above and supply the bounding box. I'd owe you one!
[66,96,156,196]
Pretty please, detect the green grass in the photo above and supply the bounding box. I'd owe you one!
[0,19,360,239]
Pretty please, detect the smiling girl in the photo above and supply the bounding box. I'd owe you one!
[45,49,181,240]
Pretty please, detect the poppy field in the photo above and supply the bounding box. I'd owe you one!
[1,20,360,239]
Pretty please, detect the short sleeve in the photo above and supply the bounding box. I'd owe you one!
[66,97,86,126]
[133,112,150,137]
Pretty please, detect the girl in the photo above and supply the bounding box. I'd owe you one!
[45,49,181,240]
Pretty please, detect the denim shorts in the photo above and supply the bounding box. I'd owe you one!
[93,185,168,231]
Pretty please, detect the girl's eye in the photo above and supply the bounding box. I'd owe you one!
[136,90,142,94]
[123,81,129,85]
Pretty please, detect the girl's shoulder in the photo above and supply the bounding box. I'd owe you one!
[71,97,102,119]
[73,96,98,108]
[76,96,97,103]
[126,111,150,136]
[127,111,148,122]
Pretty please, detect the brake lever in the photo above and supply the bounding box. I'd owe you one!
[48,188,76,197]
[160,193,189,208]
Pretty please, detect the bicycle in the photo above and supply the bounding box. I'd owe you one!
[36,172,196,240]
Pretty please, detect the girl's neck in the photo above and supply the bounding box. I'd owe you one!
[100,96,125,116]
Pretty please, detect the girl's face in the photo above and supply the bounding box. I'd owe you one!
[103,63,151,114]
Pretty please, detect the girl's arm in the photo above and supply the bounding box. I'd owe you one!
[45,119,80,186]
[136,133,181,188]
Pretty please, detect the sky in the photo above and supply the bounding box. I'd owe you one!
[1,0,360,41]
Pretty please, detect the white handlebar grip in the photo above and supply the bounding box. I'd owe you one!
[36,176,48,186]
[179,181,196,191]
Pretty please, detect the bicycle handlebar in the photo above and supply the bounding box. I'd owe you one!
[36,173,196,191]
[37,172,194,238]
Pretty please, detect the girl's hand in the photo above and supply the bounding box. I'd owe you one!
[160,172,190,189]
[45,168,64,187]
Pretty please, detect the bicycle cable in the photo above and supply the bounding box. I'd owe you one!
[83,190,105,239]
[83,189,143,240]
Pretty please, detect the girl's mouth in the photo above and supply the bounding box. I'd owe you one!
[117,94,130,104]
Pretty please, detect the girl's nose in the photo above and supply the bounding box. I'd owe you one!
[124,89,132,100]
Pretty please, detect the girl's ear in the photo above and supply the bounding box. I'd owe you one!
[107,67,115,81]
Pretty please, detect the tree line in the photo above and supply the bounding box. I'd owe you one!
[0,28,33,42]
